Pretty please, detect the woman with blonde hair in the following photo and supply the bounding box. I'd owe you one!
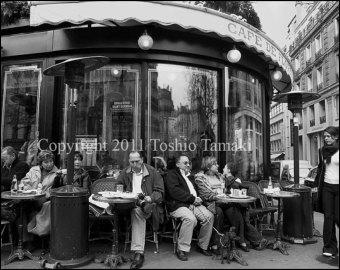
[195,156,267,253]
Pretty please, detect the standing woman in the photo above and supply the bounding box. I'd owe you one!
[315,126,339,257]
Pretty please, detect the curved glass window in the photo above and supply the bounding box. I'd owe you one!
[147,64,218,172]
[224,68,264,181]
[59,64,142,171]
[1,63,42,159]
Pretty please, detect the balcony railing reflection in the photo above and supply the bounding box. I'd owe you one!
[310,119,315,127]
[317,83,324,92]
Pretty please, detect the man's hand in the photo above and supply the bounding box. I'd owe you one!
[144,196,152,203]
[27,139,38,156]
[193,197,202,206]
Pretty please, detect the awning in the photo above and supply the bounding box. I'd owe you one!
[271,152,285,160]
[29,1,293,92]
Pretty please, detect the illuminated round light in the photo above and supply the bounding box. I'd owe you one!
[138,31,153,50]
[226,48,241,63]
[272,70,283,81]
[112,69,120,76]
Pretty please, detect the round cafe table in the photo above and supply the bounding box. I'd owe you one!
[1,191,46,265]
[265,190,300,255]
[92,194,136,269]
[215,195,256,266]
[217,195,256,204]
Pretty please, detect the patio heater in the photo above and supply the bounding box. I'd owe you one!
[272,90,319,245]
[43,56,109,267]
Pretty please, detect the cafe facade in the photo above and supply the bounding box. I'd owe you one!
[1,1,294,180]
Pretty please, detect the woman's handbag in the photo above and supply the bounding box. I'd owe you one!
[27,200,51,236]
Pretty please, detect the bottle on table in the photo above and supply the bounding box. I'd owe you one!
[18,178,25,193]
[11,175,18,195]
[268,176,273,190]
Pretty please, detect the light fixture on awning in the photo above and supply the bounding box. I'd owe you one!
[272,70,283,81]
[111,68,121,77]
[138,30,153,50]
[226,46,241,63]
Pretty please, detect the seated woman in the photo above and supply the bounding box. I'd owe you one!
[58,151,91,192]
[20,150,62,247]
[223,163,268,250]
[195,156,267,253]
[23,150,60,198]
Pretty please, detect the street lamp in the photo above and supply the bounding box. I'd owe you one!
[272,90,320,245]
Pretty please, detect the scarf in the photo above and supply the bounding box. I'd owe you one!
[322,141,339,164]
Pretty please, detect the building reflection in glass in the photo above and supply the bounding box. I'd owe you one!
[225,68,264,181]
[148,64,218,173]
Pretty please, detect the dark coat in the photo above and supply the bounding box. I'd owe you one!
[116,163,164,230]
[164,168,198,213]
[1,158,30,191]
[314,148,326,213]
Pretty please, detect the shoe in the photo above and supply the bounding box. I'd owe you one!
[130,253,144,269]
[322,252,333,257]
[255,238,268,251]
[238,243,250,252]
[196,245,212,256]
[176,249,188,261]
[322,247,337,257]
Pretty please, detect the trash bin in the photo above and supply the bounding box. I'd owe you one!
[49,185,93,267]
[282,185,317,244]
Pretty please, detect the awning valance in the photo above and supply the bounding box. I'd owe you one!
[30,1,293,91]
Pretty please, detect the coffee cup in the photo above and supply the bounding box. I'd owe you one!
[116,184,124,193]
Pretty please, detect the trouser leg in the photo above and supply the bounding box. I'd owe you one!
[131,206,149,252]
[192,205,214,250]
[322,184,338,254]
[212,206,224,246]
[170,207,197,252]
[224,205,245,243]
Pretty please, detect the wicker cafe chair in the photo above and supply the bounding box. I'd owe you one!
[241,181,278,235]
[1,220,13,252]
[89,178,120,243]
[159,204,182,254]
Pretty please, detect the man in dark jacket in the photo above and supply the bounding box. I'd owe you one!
[116,151,164,269]
[1,146,30,192]
[165,155,214,261]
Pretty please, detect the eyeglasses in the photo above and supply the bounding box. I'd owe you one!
[42,160,54,165]
[130,160,141,164]
[183,161,191,165]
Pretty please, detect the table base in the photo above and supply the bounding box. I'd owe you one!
[4,248,40,265]
[268,240,289,255]
[95,253,127,269]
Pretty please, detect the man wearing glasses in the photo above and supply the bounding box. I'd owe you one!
[165,155,214,261]
[116,151,164,269]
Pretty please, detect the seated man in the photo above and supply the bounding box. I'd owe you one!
[1,146,30,192]
[165,155,214,261]
[1,146,30,243]
[116,151,164,269]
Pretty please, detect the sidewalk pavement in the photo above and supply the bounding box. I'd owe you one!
[1,212,338,269]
